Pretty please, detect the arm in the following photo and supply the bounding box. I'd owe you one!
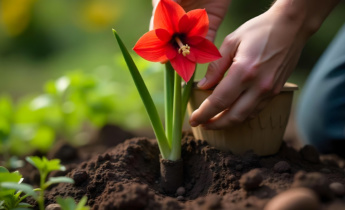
[190,0,341,129]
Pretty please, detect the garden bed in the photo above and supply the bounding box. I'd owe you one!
[20,125,345,210]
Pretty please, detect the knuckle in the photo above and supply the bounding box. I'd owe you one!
[208,96,227,111]
[258,84,273,95]
[257,79,275,96]
[240,64,259,83]
[224,34,235,46]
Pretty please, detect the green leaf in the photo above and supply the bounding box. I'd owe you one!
[0,166,9,173]
[17,202,32,208]
[45,176,74,187]
[0,182,37,199]
[25,156,44,171]
[57,196,90,210]
[0,171,22,183]
[26,156,65,175]
[44,80,58,95]
[30,126,55,152]
[11,207,33,210]
[55,76,70,94]
[164,62,175,146]
[16,202,33,210]
[0,95,13,119]
[30,95,53,110]
[112,29,171,159]
[75,196,89,210]
[57,197,76,210]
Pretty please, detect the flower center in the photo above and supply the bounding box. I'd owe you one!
[175,36,190,57]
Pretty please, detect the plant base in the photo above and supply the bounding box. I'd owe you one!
[160,158,183,194]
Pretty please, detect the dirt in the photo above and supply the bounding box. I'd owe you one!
[20,124,345,210]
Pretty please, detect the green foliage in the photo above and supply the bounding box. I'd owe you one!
[25,156,75,210]
[26,156,65,174]
[1,64,163,158]
[57,196,90,210]
[25,156,73,188]
[0,166,35,210]
[0,157,81,210]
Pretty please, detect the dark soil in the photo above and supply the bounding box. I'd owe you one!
[20,125,345,210]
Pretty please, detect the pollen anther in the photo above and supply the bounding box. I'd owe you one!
[178,45,190,56]
[175,37,190,57]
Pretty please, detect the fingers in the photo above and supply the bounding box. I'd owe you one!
[248,98,271,118]
[189,64,245,127]
[201,89,260,129]
[198,34,239,89]
[201,91,274,129]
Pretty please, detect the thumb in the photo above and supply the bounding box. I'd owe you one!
[197,35,239,89]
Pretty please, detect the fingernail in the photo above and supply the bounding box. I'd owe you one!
[190,121,199,127]
[197,78,207,88]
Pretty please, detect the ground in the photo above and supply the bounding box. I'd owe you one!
[20,124,345,210]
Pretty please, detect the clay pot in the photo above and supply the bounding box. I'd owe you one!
[187,82,298,156]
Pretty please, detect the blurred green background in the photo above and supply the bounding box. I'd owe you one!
[0,0,344,157]
[1,0,344,96]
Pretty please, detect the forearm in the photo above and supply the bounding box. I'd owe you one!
[270,0,340,39]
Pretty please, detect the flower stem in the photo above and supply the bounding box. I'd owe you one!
[181,72,195,123]
[113,29,171,159]
[169,72,182,161]
[164,62,175,146]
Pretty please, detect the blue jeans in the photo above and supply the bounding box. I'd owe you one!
[297,24,345,157]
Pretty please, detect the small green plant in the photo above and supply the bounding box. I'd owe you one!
[0,158,89,210]
[57,196,90,210]
[0,166,36,210]
[25,156,74,210]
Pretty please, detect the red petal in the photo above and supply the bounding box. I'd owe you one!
[170,54,196,82]
[187,37,222,63]
[185,35,204,45]
[166,44,177,60]
[179,9,208,37]
[133,30,168,62]
[154,0,185,34]
[178,14,190,34]
[155,28,172,42]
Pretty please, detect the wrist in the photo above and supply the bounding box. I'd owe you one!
[269,0,339,39]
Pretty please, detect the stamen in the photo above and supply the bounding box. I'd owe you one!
[175,37,190,57]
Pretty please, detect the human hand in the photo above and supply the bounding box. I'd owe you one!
[150,0,231,42]
[189,8,311,129]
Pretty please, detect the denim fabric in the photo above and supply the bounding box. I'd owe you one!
[297,24,345,156]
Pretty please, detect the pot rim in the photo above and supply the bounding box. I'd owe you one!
[190,81,298,92]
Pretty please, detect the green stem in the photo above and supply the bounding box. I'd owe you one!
[181,72,195,124]
[113,29,171,159]
[169,72,182,161]
[38,172,46,210]
[164,62,175,146]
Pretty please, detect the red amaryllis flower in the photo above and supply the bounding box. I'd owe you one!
[133,0,221,82]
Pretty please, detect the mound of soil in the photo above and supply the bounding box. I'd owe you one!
[21,125,345,210]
